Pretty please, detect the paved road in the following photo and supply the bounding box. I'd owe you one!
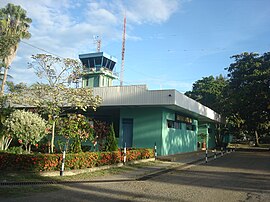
[1,151,270,202]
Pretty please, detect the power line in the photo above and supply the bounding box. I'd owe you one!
[20,40,65,59]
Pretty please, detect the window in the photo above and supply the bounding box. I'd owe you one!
[174,122,181,129]
[186,123,196,131]
[167,120,174,128]
[167,120,181,129]
[175,113,192,124]
[186,123,193,130]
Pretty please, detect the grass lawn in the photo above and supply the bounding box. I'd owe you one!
[0,161,157,198]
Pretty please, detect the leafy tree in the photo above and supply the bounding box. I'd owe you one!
[185,75,229,146]
[185,75,228,113]
[93,120,110,151]
[6,81,27,93]
[104,124,118,152]
[8,84,102,153]
[58,114,94,153]
[6,54,100,153]
[225,52,270,145]
[3,110,48,153]
[0,3,32,95]
[29,54,82,87]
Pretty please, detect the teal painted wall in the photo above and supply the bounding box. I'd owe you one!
[208,123,216,149]
[120,107,163,155]
[120,107,208,156]
[161,109,198,156]
[198,124,208,148]
[198,124,217,149]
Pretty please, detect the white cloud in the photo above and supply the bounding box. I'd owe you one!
[126,0,179,24]
[0,0,181,85]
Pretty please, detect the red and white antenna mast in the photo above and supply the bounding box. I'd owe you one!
[120,14,126,86]
[93,35,101,52]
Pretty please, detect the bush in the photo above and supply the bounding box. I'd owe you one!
[104,124,118,152]
[3,110,48,153]
[0,148,154,172]
[6,146,24,154]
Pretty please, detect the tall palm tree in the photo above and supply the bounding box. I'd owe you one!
[0,3,32,95]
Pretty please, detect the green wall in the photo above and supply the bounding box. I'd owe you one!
[208,124,216,148]
[198,124,208,148]
[120,107,210,156]
[161,109,198,155]
[198,124,217,149]
[120,107,163,155]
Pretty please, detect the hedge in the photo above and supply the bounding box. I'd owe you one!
[0,148,154,172]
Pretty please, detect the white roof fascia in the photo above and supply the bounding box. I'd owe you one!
[92,85,223,123]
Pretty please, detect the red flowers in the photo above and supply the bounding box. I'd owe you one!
[0,149,154,172]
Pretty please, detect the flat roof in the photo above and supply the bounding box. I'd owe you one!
[92,85,224,123]
[79,52,117,63]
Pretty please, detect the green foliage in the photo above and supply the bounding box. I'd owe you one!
[0,3,32,95]
[225,52,270,144]
[0,148,154,172]
[58,114,94,153]
[6,81,27,93]
[3,110,48,153]
[93,120,110,151]
[186,52,270,145]
[0,3,32,39]
[5,146,24,154]
[104,124,118,152]
[185,75,228,113]
[0,35,18,62]
[8,83,102,153]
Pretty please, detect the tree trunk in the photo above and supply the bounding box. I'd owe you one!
[0,67,9,95]
[0,45,18,95]
[4,136,12,150]
[51,120,56,153]
[0,136,4,150]
[28,144,31,153]
[255,130,260,146]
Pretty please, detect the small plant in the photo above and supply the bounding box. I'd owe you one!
[6,146,23,154]
[198,133,207,148]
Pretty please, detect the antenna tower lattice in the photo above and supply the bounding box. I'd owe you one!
[120,15,126,86]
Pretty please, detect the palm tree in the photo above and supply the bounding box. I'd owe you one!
[0,3,32,95]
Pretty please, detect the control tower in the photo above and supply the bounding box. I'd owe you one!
[79,52,118,88]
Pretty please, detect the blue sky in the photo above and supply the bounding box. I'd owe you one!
[1,0,270,93]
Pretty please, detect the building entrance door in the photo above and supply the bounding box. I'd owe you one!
[122,119,133,148]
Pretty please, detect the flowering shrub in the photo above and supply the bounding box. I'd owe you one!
[3,110,49,153]
[57,114,94,153]
[0,148,154,172]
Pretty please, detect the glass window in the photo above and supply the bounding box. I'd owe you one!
[186,123,193,130]
[167,120,174,128]
[174,122,181,129]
